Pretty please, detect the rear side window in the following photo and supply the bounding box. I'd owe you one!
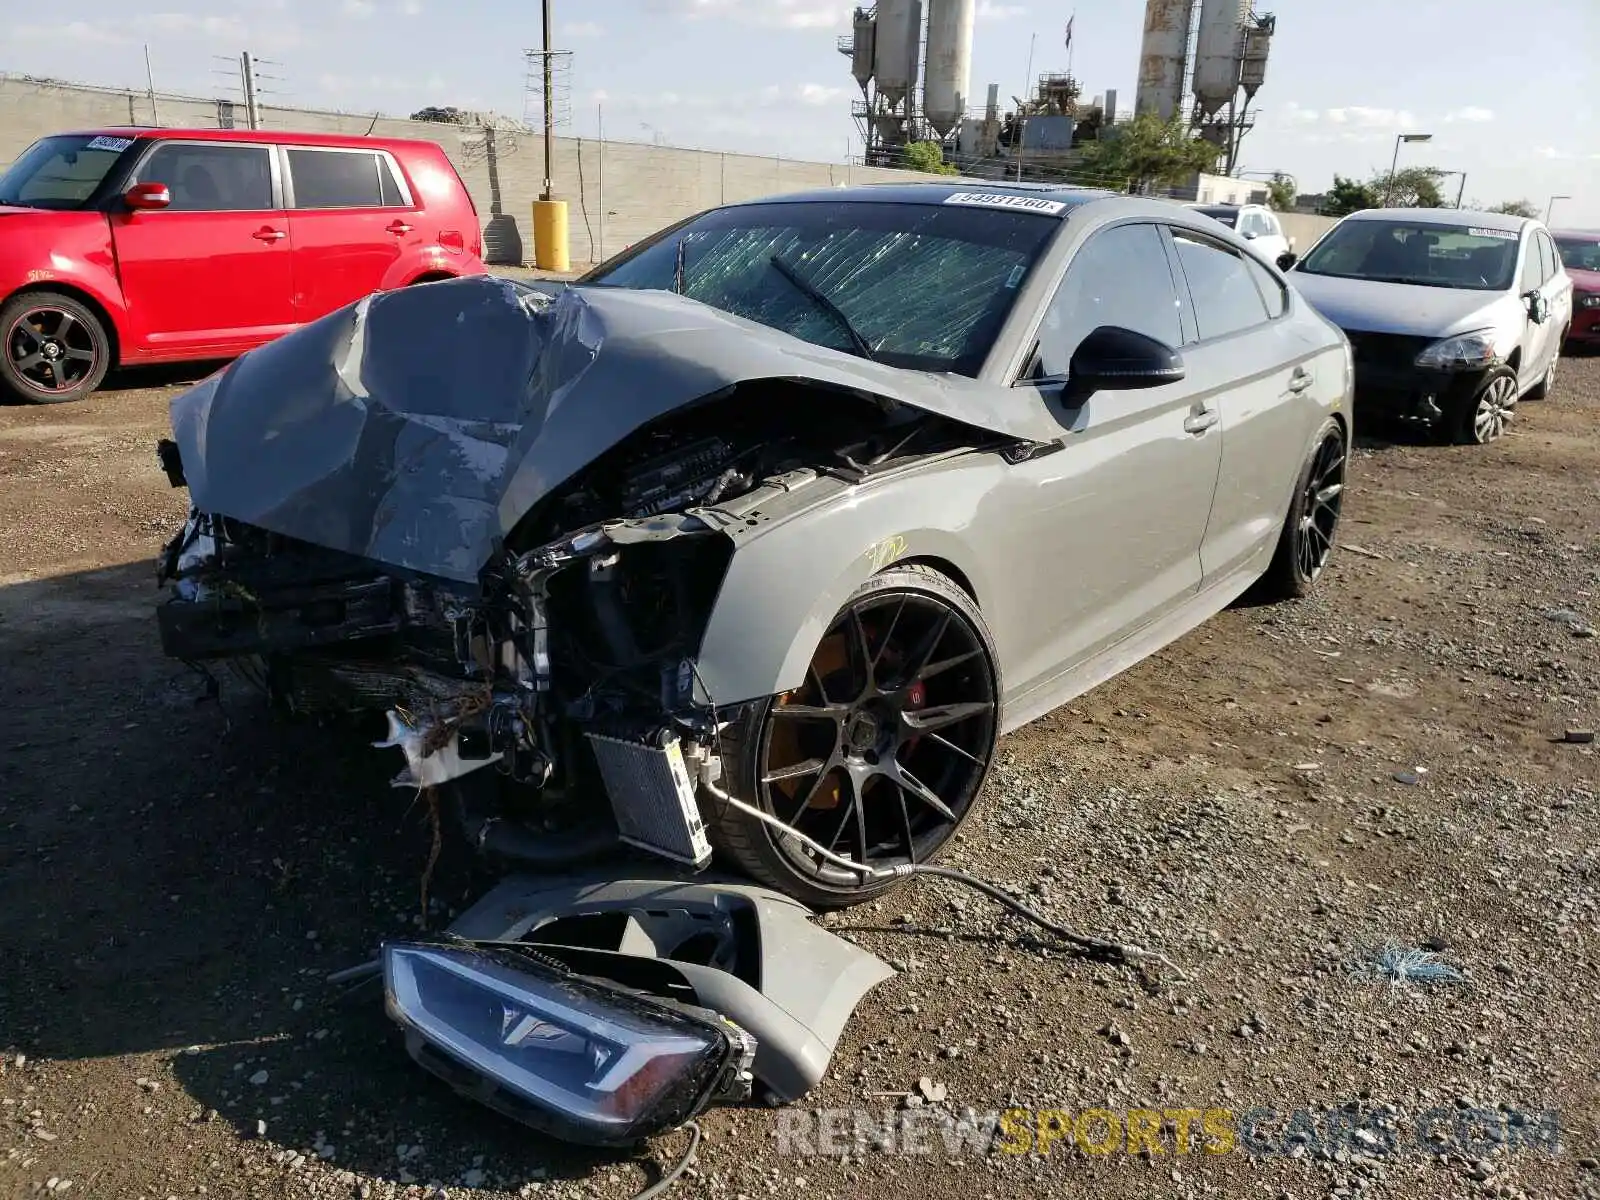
[1519,237,1546,291]
[1537,232,1560,281]
[136,143,273,211]
[1244,255,1287,318]
[1035,222,1183,374]
[1171,230,1271,340]
[288,149,406,209]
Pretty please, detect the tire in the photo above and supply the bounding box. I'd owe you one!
[1527,338,1564,400]
[0,291,112,404]
[1258,417,1347,601]
[704,563,1001,909]
[1450,366,1518,445]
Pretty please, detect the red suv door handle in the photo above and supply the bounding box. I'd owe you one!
[385,220,413,235]
[253,227,286,242]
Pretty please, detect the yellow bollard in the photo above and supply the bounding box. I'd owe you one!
[532,199,571,272]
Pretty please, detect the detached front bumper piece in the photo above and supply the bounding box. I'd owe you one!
[382,873,895,1144]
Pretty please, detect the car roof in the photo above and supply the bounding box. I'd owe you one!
[722,180,1119,216]
[55,127,439,152]
[1551,228,1599,239]
[1342,207,1531,233]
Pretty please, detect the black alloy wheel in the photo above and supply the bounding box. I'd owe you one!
[1,292,111,404]
[1260,419,1347,600]
[707,564,1001,908]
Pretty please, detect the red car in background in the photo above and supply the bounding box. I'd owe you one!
[0,127,486,403]
[1552,229,1600,350]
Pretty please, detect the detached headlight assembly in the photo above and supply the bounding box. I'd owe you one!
[1414,329,1506,370]
[384,942,753,1146]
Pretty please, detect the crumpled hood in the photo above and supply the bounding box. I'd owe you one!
[169,274,1049,584]
[1288,271,1520,339]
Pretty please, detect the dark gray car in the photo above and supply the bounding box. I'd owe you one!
[153,183,1353,907]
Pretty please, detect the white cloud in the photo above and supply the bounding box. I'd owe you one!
[1321,106,1418,130]
[29,10,299,49]
[673,0,847,30]
[1444,106,1494,123]
[399,0,423,13]
[341,0,376,16]
[1534,146,1571,160]
[16,20,129,43]
[562,20,605,37]
[976,1,1027,19]
[796,82,847,106]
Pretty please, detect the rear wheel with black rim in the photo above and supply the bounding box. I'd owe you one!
[1258,418,1346,601]
[1,291,112,405]
[1451,367,1518,444]
[705,563,1001,909]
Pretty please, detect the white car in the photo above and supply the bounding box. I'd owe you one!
[1187,202,1292,264]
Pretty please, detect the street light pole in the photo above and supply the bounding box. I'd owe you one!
[1384,132,1432,206]
[540,0,554,202]
[1456,173,1466,208]
[1545,194,1570,225]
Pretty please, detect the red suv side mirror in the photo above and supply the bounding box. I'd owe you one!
[124,182,172,210]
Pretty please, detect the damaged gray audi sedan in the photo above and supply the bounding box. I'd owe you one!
[154,182,1352,907]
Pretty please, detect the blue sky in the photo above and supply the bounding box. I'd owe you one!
[8,0,1599,224]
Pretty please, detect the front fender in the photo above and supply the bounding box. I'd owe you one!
[693,456,1005,707]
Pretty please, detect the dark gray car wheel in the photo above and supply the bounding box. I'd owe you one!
[1,292,112,405]
[1259,418,1346,601]
[1452,367,1518,444]
[705,563,1000,909]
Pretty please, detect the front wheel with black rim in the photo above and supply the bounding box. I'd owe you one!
[704,563,1001,909]
[1,291,112,405]
[1451,367,1518,445]
[1258,418,1347,601]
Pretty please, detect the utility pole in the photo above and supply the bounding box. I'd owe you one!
[1013,32,1036,183]
[143,44,159,125]
[240,52,261,129]
[596,102,605,261]
[540,0,554,201]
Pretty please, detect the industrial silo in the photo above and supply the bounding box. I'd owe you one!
[1240,19,1274,99]
[850,8,876,94]
[873,0,922,108]
[1193,0,1249,118]
[923,0,975,137]
[1134,0,1193,123]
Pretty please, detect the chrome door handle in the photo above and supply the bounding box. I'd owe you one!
[1183,407,1219,434]
[1288,368,1314,392]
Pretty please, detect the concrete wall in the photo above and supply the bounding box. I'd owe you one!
[0,75,923,267]
[1278,212,1339,253]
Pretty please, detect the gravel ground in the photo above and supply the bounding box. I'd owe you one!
[1,343,1598,1200]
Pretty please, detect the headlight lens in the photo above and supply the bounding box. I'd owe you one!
[385,942,748,1146]
[1579,293,1600,309]
[1414,329,1506,370]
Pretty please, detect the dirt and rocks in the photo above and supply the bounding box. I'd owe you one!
[1,348,1598,1200]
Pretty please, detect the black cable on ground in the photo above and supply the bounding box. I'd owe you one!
[898,864,1187,980]
[633,1121,700,1200]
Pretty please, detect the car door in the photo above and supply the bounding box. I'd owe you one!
[1516,232,1552,390]
[109,140,296,354]
[996,219,1223,698]
[1165,224,1311,584]
[1538,230,1573,347]
[282,145,424,320]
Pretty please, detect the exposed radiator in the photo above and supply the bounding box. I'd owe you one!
[585,729,712,869]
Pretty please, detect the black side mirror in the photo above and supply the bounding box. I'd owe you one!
[1037,325,1184,399]
[1526,292,1549,324]
[1276,251,1298,271]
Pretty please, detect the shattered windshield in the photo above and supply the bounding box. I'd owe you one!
[1295,220,1520,291]
[581,200,1059,376]
[0,134,136,209]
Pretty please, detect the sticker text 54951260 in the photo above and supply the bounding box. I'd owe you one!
[943,192,1067,216]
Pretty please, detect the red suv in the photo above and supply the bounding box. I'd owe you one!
[0,127,486,403]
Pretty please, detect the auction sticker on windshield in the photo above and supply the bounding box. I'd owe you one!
[1467,227,1519,240]
[85,136,135,153]
[943,192,1067,215]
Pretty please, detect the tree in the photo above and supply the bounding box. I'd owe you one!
[902,141,958,176]
[1265,173,1296,211]
[1376,165,1445,208]
[1489,199,1539,218]
[1072,113,1219,194]
[1321,175,1379,217]
[411,106,469,124]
